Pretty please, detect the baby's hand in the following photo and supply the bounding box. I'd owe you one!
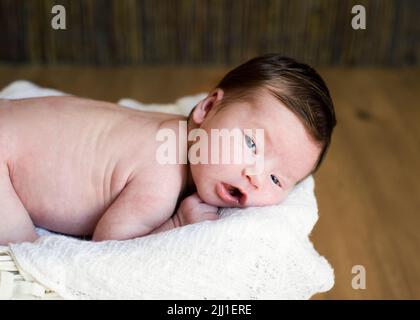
[175,193,219,227]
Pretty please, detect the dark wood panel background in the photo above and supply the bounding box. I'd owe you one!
[0,0,419,66]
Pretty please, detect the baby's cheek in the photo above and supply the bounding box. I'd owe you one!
[195,185,220,207]
[260,188,289,206]
[276,189,292,204]
[191,166,215,195]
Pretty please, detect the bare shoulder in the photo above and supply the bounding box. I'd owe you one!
[137,161,185,192]
[129,159,187,205]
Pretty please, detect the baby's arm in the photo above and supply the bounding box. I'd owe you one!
[150,193,219,235]
[92,176,177,241]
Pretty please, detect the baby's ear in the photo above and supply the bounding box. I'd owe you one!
[191,88,224,125]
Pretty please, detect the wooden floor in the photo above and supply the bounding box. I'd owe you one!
[0,65,419,299]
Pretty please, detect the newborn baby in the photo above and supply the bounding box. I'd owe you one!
[0,54,336,244]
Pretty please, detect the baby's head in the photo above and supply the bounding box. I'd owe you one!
[187,54,336,207]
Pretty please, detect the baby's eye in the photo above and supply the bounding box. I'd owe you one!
[245,135,257,154]
[271,174,282,188]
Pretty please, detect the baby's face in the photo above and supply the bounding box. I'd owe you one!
[189,89,321,207]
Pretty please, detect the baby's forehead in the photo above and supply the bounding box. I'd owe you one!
[218,90,311,145]
[235,91,288,117]
[245,96,320,164]
[237,96,297,130]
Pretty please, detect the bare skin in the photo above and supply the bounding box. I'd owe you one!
[0,88,321,245]
[0,96,197,244]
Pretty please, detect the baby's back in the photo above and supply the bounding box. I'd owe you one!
[0,96,166,235]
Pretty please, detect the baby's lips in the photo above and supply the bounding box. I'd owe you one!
[216,182,238,206]
[229,183,248,207]
[238,189,248,206]
[216,182,248,207]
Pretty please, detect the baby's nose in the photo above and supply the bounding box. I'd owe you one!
[244,168,263,190]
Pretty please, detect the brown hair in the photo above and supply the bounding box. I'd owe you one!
[215,54,336,172]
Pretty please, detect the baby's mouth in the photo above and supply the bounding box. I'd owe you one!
[216,182,247,206]
[227,184,243,198]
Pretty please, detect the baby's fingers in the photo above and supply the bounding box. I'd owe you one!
[184,192,204,205]
[198,202,219,213]
[201,211,220,221]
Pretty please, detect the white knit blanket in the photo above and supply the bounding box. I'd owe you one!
[1,81,334,299]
